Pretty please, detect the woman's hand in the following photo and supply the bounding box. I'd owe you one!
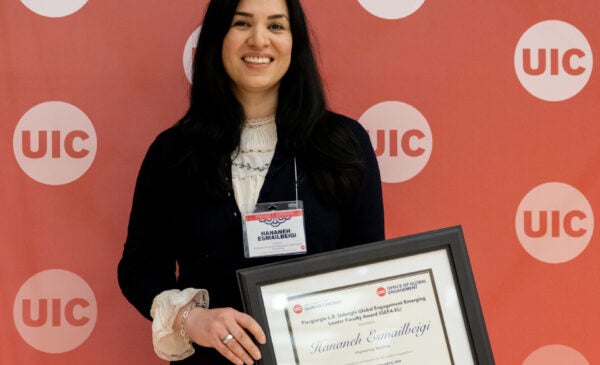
[184,306,266,365]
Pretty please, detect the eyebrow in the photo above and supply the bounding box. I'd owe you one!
[234,11,289,20]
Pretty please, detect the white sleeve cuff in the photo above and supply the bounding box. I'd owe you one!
[150,288,209,361]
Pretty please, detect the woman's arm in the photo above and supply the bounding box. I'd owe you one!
[117,130,178,320]
[341,117,385,246]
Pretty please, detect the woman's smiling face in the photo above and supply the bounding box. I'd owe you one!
[222,0,293,99]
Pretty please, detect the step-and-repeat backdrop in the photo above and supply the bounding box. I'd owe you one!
[1,0,598,364]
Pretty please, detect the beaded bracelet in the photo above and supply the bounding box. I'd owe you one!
[180,302,202,344]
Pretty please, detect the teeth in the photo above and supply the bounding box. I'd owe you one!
[244,56,271,64]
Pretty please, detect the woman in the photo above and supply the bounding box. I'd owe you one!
[117,0,384,364]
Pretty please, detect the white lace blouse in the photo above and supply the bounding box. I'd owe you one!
[150,116,277,360]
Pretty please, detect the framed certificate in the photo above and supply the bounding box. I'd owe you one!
[237,226,494,364]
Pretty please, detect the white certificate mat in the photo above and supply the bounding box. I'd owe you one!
[260,249,470,365]
[285,270,451,364]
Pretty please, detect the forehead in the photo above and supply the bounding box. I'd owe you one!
[235,0,289,15]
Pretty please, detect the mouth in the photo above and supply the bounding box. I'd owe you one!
[242,56,273,64]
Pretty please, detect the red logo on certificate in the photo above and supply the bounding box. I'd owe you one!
[377,287,387,297]
[293,304,303,314]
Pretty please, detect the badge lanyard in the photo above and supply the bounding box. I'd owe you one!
[241,158,307,258]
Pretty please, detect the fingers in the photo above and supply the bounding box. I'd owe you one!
[227,328,262,361]
[215,337,251,365]
[235,312,267,345]
[218,333,259,365]
[222,312,264,363]
[188,307,265,365]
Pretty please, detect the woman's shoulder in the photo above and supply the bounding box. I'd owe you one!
[325,111,372,146]
[153,123,183,145]
[142,123,187,163]
[326,110,358,125]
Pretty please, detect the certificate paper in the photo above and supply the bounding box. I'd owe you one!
[284,270,452,365]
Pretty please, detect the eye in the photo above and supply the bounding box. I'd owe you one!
[232,20,250,28]
[268,23,287,31]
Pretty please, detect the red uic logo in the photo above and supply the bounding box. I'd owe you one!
[21,130,90,159]
[523,210,587,238]
[521,48,586,76]
[22,298,91,327]
[369,129,426,158]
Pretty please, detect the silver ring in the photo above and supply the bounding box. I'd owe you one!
[222,333,234,345]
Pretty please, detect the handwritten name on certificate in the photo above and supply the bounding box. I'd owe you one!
[284,270,453,365]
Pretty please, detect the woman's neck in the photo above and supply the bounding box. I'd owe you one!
[233,87,278,120]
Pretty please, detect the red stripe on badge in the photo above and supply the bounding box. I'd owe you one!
[245,209,302,222]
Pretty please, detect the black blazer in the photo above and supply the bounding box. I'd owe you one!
[117,112,384,363]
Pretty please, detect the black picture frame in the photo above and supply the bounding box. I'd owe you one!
[237,226,494,364]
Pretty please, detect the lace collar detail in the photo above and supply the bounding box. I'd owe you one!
[245,115,275,127]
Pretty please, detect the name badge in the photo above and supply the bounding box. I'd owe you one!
[242,201,307,258]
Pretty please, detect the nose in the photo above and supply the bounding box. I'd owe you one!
[247,26,270,48]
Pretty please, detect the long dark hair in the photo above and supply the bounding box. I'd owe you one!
[177,0,363,205]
